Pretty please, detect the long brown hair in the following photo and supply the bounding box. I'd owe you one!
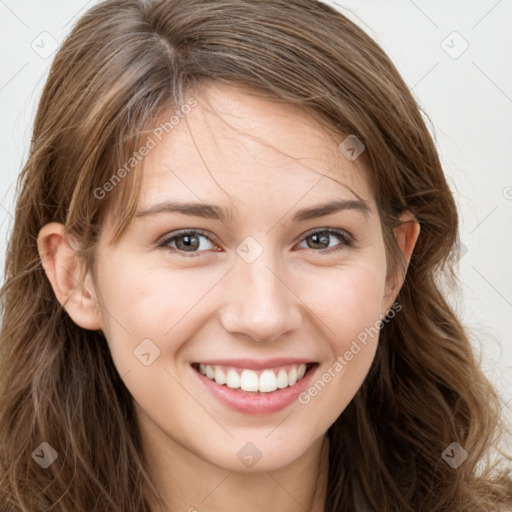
[1,0,511,510]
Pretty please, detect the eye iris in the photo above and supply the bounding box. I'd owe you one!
[176,233,200,251]
[163,229,346,255]
[308,232,330,249]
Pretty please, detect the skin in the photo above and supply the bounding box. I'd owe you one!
[37,82,420,511]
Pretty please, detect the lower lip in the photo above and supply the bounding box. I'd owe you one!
[192,364,319,415]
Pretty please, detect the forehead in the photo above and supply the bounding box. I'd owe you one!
[107,83,375,237]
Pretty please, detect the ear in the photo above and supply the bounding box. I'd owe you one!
[383,211,421,311]
[37,222,103,331]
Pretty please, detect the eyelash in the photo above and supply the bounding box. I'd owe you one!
[156,228,354,258]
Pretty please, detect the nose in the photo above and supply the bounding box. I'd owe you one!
[219,249,302,343]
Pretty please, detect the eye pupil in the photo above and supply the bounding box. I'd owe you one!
[161,228,350,257]
[176,233,200,251]
[308,232,330,249]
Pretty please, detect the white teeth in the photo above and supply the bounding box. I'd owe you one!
[214,366,226,385]
[276,369,289,389]
[240,370,259,392]
[259,369,277,392]
[225,369,241,389]
[198,363,309,393]
[288,367,298,386]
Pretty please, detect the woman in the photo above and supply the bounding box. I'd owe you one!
[1,0,511,510]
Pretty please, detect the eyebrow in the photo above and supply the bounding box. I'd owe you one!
[135,198,371,223]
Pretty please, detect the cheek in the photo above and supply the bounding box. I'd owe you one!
[335,267,386,345]
[332,261,387,362]
[94,259,172,369]
[95,257,219,380]
[293,259,387,423]
[300,258,387,348]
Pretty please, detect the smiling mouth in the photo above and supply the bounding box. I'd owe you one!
[191,362,318,394]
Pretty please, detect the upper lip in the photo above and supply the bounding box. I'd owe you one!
[192,358,318,370]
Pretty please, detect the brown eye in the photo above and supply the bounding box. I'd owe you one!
[157,227,353,258]
[297,229,352,253]
[158,230,216,257]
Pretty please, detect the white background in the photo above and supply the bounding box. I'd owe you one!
[1,1,511,425]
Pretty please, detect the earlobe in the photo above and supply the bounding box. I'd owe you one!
[37,222,103,330]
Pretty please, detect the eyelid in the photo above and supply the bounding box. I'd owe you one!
[157,228,220,249]
[297,226,354,246]
[157,227,355,255]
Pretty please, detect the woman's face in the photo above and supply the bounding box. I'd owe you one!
[85,83,409,473]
